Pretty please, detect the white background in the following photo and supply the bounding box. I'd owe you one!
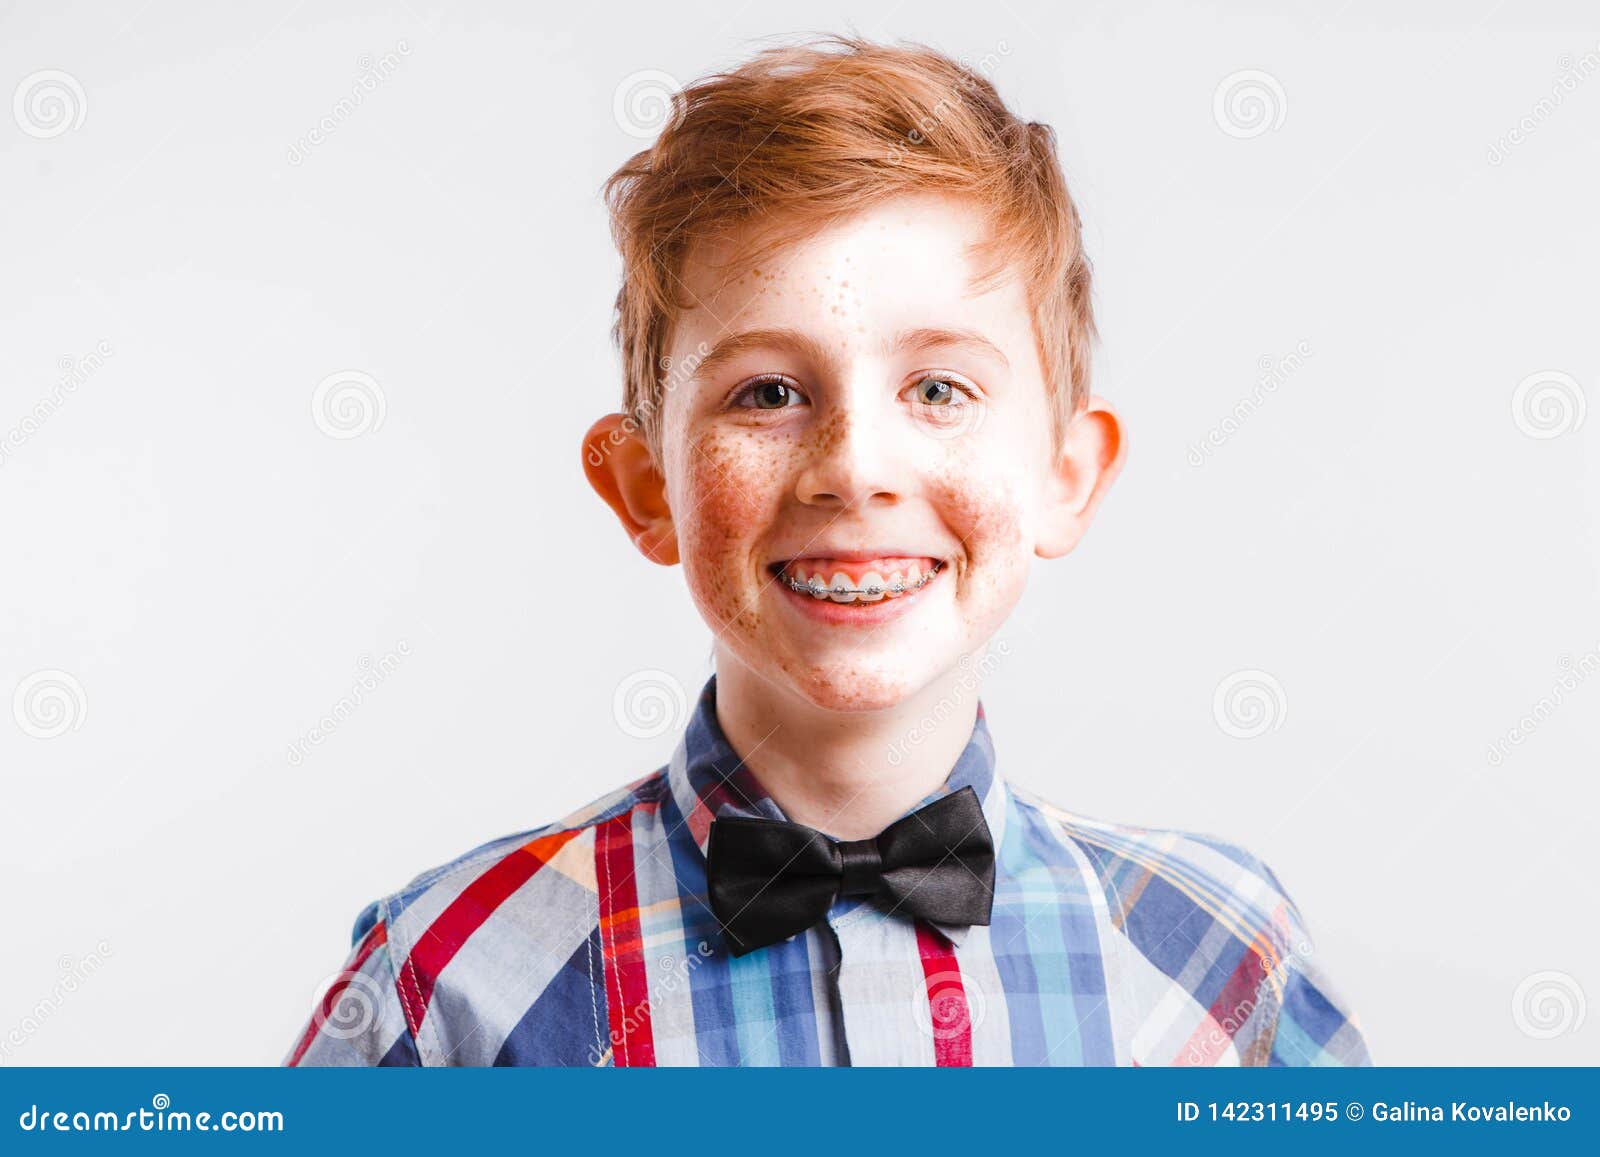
[2,0,1596,1065]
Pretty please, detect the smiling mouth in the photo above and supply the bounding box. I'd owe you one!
[766,558,948,604]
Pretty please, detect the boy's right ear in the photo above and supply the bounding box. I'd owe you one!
[581,413,680,566]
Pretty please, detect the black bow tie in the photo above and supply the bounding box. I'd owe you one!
[705,785,995,957]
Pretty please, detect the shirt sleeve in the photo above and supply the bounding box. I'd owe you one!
[283,901,421,1067]
[1256,862,1373,1067]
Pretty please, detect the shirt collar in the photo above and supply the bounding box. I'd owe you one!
[667,671,1008,948]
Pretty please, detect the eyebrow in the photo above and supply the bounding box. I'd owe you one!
[689,328,835,383]
[892,327,1010,370]
[690,325,1010,383]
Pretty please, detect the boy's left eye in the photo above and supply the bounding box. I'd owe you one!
[913,376,954,405]
[910,375,975,405]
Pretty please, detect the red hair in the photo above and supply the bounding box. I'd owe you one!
[603,35,1096,466]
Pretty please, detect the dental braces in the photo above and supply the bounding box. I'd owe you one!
[778,562,941,599]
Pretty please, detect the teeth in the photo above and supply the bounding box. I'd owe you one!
[778,561,940,602]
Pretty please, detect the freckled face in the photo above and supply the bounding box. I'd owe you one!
[658,193,1057,713]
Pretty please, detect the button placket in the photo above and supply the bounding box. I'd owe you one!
[825,903,939,1066]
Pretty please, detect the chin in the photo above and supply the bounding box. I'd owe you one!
[775,658,932,715]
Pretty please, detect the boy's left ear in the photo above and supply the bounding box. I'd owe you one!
[1034,394,1127,559]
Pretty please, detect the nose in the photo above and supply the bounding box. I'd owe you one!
[793,384,904,509]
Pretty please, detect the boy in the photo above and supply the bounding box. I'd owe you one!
[286,36,1371,1067]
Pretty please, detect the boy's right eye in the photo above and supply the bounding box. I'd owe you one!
[732,375,808,410]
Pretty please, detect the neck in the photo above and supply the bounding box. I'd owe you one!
[710,654,983,841]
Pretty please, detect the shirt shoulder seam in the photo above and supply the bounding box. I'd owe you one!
[379,767,670,906]
[1009,784,1296,957]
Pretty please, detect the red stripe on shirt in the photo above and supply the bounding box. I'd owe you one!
[1179,917,1284,1065]
[915,921,972,1066]
[596,811,656,1067]
[287,919,388,1067]
[395,828,582,1035]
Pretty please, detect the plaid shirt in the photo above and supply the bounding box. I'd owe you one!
[286,673,1372,1067]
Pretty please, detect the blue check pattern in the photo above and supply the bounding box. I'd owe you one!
[287,673,1372,1066]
